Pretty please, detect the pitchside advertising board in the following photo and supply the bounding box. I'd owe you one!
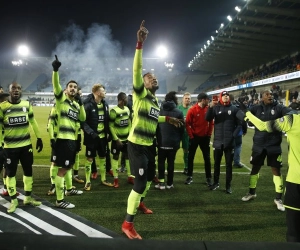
[33,70,300,100]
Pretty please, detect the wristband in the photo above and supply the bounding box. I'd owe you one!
[166,116,170,122]
[136,41,143,49]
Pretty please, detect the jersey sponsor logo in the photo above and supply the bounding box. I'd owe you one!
[98,115,104,122]
[120,119,129,126]
[8,116,27,125]
[149,107,159,120]
[67,109,79,121]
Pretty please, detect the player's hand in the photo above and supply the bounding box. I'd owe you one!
[236,101,249,113]
[137,20,149,43]
[36,138,43,153]
[74,93,83,106]
[52,55,61,72]
[166,117,184,127]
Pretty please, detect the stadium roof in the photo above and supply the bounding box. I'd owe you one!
[189,0,300,75]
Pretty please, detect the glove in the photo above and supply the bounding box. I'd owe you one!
[90,132,98,139]
[36,138,43,153]
[236,101,249,113]
[50,139,56,150]
[74,93,83,106]
[52,55,61,72]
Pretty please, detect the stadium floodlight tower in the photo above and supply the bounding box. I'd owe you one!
[18,45,30,57]
[156,45,168,59]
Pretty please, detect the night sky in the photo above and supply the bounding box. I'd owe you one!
[0,0,243,71]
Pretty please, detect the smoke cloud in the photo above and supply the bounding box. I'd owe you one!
[51,23,131,93]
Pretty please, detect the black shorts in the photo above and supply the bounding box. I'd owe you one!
[284,181,300,210]
[54,139,77,168]
[4,145,33,177]
[250,149,282,168]
[111,140,128,156]
[50,148,56,163]
[85,137,107,158]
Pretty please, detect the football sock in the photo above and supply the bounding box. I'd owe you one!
[127,189,141,215]
[273,175,284,194]
[73,153,80,172]
[50,164,58,185]
[99,158,106,182]
[112,159,118,178]
[6,176,16,196]
[85,160,92,183]
[249,173,259,191]
[64,169,72,190]
[55,174,64,201]
[23,176,33,196]
[141,181,152,199]
[125,159,133,177]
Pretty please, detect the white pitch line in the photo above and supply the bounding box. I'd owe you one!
[0,196,73,236]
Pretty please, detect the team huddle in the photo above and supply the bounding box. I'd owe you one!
[0,20,299,242]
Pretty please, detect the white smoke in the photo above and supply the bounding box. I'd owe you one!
[51,22,131,92]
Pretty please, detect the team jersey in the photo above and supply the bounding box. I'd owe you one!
[0,100,41,148]
[246,111,300,185]
[47,105,58,139]
[52,72,86,140]
[127,49,165,146]
[109,105,131,141]
[97,103,105,139]
[178,104,190,136]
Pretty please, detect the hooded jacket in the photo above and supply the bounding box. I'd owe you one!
[249,100,292,154]
[82,93,110,147]
[157,101,184,150]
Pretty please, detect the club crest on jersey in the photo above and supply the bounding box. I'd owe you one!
[65,160,70,166]
[271,110,275,115]
[6,158,11,165]
[228,110,231,115]
[280,117,284,122]
[139,168,144,176]
[8,115,27,125]
[22,107,27,112]
[149,107,159,120]
[67,109,78,121]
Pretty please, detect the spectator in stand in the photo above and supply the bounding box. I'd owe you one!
[289,97,300,110]
[241,90,292,211]
[185,93,214,186]
[155,91,184,190]
[177,92,192,175]
[205,91,245,194]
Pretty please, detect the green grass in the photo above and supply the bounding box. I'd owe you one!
[14,107,289,241]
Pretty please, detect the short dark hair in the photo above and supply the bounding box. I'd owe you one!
[66,80,78,88]
[197,92,208,100]
[117,92,126,101]
[165,91,178,105]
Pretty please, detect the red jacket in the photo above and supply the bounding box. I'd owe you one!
[186,103,214,139]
